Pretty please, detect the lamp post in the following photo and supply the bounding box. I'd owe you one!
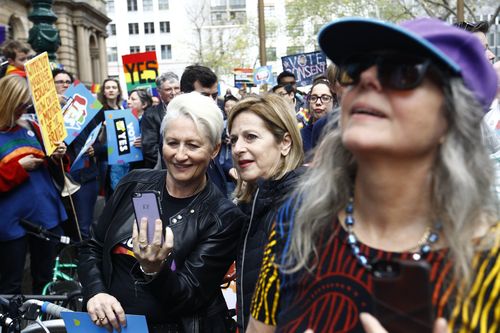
[28,0,60,61]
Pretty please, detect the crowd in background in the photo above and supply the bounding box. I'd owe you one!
[0,16,500,333]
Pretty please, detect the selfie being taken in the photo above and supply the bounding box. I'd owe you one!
[78,92,246,333]
[247,17,499,333]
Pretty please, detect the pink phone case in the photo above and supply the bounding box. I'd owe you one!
[132,191,162,244]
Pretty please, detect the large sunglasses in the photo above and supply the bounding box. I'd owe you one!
[338,54,432,90]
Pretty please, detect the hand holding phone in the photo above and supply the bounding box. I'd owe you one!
[132,191,162,244]
[372,259,434,333]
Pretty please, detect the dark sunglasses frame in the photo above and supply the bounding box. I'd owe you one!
[339,53,433,91]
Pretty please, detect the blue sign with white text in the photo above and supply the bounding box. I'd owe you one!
[105,109,143,165]
[281,51,327,87]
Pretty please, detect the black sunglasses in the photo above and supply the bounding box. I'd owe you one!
[338,53,432,90]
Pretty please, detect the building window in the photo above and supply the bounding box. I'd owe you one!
[266,47,276,61]
[161,44,172,59]
[107,47,118,62]
[128,23,139,35]
[264,5,275,19]
[107,23,116,36]
[127,0,137,11]
[158,0,169,10]
[144,22,155,34]
[130,46,140,53]
[286,46,304,55]
[145,45,156,52]
[160,21,171,33]
[143,0,153,11]
[106,0,115,13]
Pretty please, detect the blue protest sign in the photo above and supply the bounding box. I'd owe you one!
[70,123,102,172]
[62,82,103,145]
[281,51,327,87]
[105,109,143,165]
[253,66,274,85]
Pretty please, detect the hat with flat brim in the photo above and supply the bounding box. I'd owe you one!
[318,17,497,112]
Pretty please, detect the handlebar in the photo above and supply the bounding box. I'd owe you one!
[20,219,72,245]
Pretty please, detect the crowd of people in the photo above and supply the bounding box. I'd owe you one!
[1,15,500,333]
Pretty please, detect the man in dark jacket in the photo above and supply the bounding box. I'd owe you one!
[141,72,180,168]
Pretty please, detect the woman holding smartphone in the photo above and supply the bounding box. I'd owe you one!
[247,18,499,333]
[78,92,246,333]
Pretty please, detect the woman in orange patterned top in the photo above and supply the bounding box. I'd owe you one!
[247,17,499,333]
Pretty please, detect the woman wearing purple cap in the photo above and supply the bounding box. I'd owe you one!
[247,18,499,333]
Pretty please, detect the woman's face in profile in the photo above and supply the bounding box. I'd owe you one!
[230,110,288,184]
[127,91,145,111]
[162,116,215,186]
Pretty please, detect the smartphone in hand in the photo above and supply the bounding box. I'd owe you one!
[131,191,162,244]
[372,259,434,333]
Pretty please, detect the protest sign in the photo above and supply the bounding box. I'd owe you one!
[70,123,102,172]
[233,68,254,88]
[253,66,274,85]
[281,51,327,87]
[105,109,143,165]
[62,82,103,145]
[122,51,158,96]
[25,52,67,155]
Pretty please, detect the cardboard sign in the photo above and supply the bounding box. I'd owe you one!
[281,51,327,87]
[70,123,102,172]
[62,82,103,145]
[25,52,67,155]
[122,51,158,96]
[104,109,143,165]
[253,65,274,85]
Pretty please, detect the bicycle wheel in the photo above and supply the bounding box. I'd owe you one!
[44,280,83,313]
[22,319,67,333]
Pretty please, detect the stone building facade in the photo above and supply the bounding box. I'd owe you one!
[0,0,110,86]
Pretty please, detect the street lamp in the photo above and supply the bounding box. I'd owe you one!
[28,0,60,61]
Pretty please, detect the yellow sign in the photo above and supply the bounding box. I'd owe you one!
[25,52,67,155]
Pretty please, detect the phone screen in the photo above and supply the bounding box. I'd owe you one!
[132,191,162,244]
[372,259,434,333]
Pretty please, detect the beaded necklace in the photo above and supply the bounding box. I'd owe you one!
[344,197,441,270]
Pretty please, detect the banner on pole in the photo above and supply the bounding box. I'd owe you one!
[25,52,67,155]
[105,109,143,165]
[62,82,103,145]
[233,68,254,88]
[281,51,327,87]
[122,51,158,96]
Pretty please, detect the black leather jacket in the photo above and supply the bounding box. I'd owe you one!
[78,169,245,332]
[141,102,166,168]
[235,168,303,330]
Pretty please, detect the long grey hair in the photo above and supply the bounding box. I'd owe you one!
[285,77,499,284]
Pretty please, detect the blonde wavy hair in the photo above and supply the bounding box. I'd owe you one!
[228,94,304,203]
[0,75,30,129]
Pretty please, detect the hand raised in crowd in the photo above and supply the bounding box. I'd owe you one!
[133,137,142,148]
[132,218,174,274]
[50,141,67,160]
[360,313,449,333]
[86,145,95,157]
[87,292,126,332]
[18,154,44,171]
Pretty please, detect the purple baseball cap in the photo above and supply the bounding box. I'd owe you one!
[318,17,498,112]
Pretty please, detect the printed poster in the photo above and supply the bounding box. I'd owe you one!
[104,109,143,165]
[122,51,158,96]
[281,51,327,87]
[62,82,103,145]
[25,52,67,155]
[253,65,274,85]
[233,68,254,88]
[70,123,102,172]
